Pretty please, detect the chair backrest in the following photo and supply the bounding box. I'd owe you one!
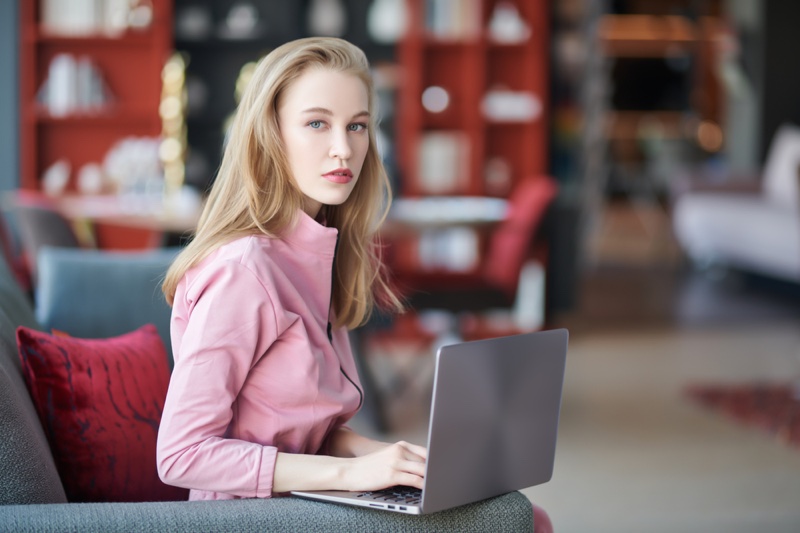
[0,210,32,293]
[762,122,800,208]
[482,176,558,298]
[11,192,81,283]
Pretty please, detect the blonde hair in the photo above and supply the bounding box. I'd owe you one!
[162,37,403,328]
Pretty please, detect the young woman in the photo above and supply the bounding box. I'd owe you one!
[156,37,426,500]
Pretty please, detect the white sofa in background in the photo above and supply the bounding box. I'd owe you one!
[672,123,800,282]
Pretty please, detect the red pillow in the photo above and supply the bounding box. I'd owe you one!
[16,324,188,503]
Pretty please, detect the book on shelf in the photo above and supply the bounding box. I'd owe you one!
[424,0,481,40]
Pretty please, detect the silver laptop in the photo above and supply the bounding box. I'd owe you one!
[292,328,568,515]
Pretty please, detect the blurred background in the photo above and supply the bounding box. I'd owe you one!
[2,0,800,531]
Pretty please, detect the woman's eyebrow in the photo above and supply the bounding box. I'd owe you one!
[302,107,370,119]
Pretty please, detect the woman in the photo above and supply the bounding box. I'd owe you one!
[156,37,426,500]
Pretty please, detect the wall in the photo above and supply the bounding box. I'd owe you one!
[0,0,18,192]
[761,1,800,160]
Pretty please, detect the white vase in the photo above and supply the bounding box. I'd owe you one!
[367,0,408,44]
[307,0,347,37]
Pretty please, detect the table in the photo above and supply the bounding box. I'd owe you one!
[51,191,203,235]
[384,196,509,235]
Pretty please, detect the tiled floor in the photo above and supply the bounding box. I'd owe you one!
[352,199,800,532]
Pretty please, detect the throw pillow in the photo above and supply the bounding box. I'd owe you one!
[16,324,188,503]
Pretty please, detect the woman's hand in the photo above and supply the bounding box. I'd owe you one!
[273,438,427,493]
[341,440,427,491]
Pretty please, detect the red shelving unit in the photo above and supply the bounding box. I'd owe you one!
[396,0,549,198]
[19,0,173,192]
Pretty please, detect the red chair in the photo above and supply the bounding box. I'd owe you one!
[393,176,559,316]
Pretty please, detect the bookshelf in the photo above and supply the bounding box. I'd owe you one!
[19,0,173,247]
[19,1,172,192]
[396,0,549,198]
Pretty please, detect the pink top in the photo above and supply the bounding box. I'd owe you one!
[156,211,362,500]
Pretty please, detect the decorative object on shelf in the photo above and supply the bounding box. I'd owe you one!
[41,160,71,197]
[40,54,112,117]
[175,4,213,40]
[417,131,470,194]
[40,0,150,36]
[484,156,512,196]
[127,0,154,30]
[481,89,542,122]
[217,2,265,40]
[76,163,105,195]
[160,53,188,202]
[103,136,163,210]
[421,85,450,113]
[487,1,531,44]
[367,0,408,44]
[307,0,347,37]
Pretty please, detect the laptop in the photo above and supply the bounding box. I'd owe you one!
[291,328,568,515]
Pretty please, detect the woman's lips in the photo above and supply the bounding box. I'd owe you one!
[322,169,353,184]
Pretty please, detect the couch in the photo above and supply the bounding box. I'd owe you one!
[0,246,541,531]
[672,123,800,282]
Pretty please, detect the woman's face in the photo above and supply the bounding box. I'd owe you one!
[278,67,370,218]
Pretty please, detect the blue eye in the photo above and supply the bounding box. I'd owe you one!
[348,123,367,132]
[309,120,322,129]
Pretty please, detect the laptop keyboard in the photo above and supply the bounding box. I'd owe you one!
[356,485,421,505]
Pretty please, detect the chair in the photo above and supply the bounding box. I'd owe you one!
[9,191,85,284]
[357,177,557,428]
[395,175,559,320]
[0,210,32,294]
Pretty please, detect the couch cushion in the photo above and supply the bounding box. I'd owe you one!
[0,308,68,505]
[672,193,800,281]
[16,324,188,503]
[34,247,179,368]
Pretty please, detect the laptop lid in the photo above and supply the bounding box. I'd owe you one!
[291,328,568,514]
[420,328,568,513]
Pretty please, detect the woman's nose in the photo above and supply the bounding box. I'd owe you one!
[329,130,352,161]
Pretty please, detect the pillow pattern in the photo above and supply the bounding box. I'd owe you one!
[16,324,188,503]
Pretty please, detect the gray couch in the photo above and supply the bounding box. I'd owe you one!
[0,247,535,531]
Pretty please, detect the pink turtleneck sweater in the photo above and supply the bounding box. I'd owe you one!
[156,211,362,500]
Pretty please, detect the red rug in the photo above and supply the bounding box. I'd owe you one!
[685,382,800,449]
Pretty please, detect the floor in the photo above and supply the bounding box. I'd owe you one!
[352,199,800,532]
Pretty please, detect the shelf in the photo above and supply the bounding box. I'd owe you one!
[32,107,158,125]
[606,110,694,141]
[25,28,156,47]
[599,15,698,57]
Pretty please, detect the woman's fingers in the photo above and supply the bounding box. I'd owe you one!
[395,441,428,461]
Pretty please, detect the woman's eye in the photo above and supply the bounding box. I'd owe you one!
[309,120,323,129]
[348,123,367,132]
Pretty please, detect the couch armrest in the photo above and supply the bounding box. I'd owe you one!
[0,491,533,532]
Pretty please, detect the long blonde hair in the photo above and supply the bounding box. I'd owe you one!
[162,37,403,328]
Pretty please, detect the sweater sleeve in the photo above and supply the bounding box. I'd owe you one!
[157,259,280,498]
